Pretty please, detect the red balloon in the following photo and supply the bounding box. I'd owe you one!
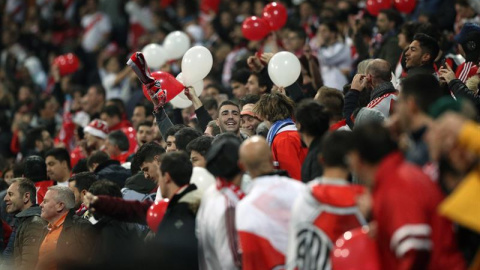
[53,53,79,76]
[146,199,169,233]
[242,16,270,41]
[262,2,288,31]
[142,71,185,103]
[394,0,416,14]
[331,227,381,270]
[200,0,220,13]
[366,0,392,16]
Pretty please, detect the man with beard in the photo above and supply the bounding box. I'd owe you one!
[216,100,248,140]
[405,33,440,77]
[135,121,154,151]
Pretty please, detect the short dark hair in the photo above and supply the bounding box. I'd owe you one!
[295,100,330,137]
[72,159,88,174]
[107,130,129,152]
[87,151,110,169]
[69,172,97,192]
[101,105,122,119]
[379,9,403,29]
[186,136,213,156]
[290,27,307,42]
[218,100,240,113]
[135,102,153,116]
[107,98,126,115]
[351,123,397,164]
[320,21,339,34]
[137,120,153,131]
[23,155,47,182]
[321,131,353,168]
[160,151,192,186]
[203,98,218,112]
[174,127,202,152]
[165,124,187,139]
[413,33,440,65]
[400,21,421,44]
[11,178,36,205]
[240,94,260,107]
[134,142,166,165]
[401,74,443,113]
[252,72,274,94]
[45,148,72,170]
[230,68,250,84]
[89,180,122,198]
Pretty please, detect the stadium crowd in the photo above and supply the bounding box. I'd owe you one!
[0,0,480,269]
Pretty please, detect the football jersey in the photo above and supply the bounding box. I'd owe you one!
[286,178,367,270]
[236,175,304,270]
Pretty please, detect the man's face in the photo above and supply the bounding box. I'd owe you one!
[100,113,120,128]
[318,24,333,44]
[4,182,25,214]
[217,104,240,134]
[40,190,61,222]
[141,160,161,184]
[37,130,53,152]
[131,106,146,129]
[84,132,101,149]
[104,138,119,157]
[68,180,82,209]
[246,75,262,95]
[137,125,153,147]
[83,87,101,113]
[405,40,426,68]
[284,31,304,53]
[166,136,177,152]
[190,151,207,168]
[376,13,391,34]
[231,82,248,99]
[46,156,67,182]
[241,115,261,135]
[42,98,58,119]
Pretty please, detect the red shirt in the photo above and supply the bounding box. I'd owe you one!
[271,131,308,181]
[373,152,466,270]
[35,180,54,204]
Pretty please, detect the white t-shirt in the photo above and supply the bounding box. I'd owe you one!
[81,12,112,52]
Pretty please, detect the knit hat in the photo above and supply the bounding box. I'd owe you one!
[83,119,109,139]
[206,134,242,180]
[455,23,480,62]
[240,103,262,120]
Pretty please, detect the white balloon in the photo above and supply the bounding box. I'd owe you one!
[141,44,168,69]
[176,73,203,100]
[268,51,301,87]
[190,167,215,194]
[181,46,213,85]
[163,31,191,60]
[169,94,192,108]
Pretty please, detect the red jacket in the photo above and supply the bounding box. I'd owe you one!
[271,131,308,181]
[373,152,466,270]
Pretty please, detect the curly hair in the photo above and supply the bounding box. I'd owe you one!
[253,92,296,122]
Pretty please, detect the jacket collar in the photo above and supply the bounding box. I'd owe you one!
[370,81,396,100]
[94,159,121,173]
[15,205,41,218]
[168,184,197,209]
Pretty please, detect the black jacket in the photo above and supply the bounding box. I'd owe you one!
[449,79,480,113]
[14,206,47,270]
[94,160,131,188]
[147,184,201,270]
[301,137,323,183]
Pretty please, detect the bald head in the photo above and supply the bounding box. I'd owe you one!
[239,136,273,178]
[366,59,392,83]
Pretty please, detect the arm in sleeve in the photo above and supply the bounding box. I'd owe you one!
[195,106,213,132]
[449,79,480,112]
[343,90,361,129]
[16,220,46,270]
[92,195,151,224]
[154,108,173,140]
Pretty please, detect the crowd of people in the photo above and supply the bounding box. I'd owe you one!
[0,0,480,269]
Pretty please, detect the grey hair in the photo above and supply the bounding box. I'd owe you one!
[357,59,374,75]
[47,186,75,209]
